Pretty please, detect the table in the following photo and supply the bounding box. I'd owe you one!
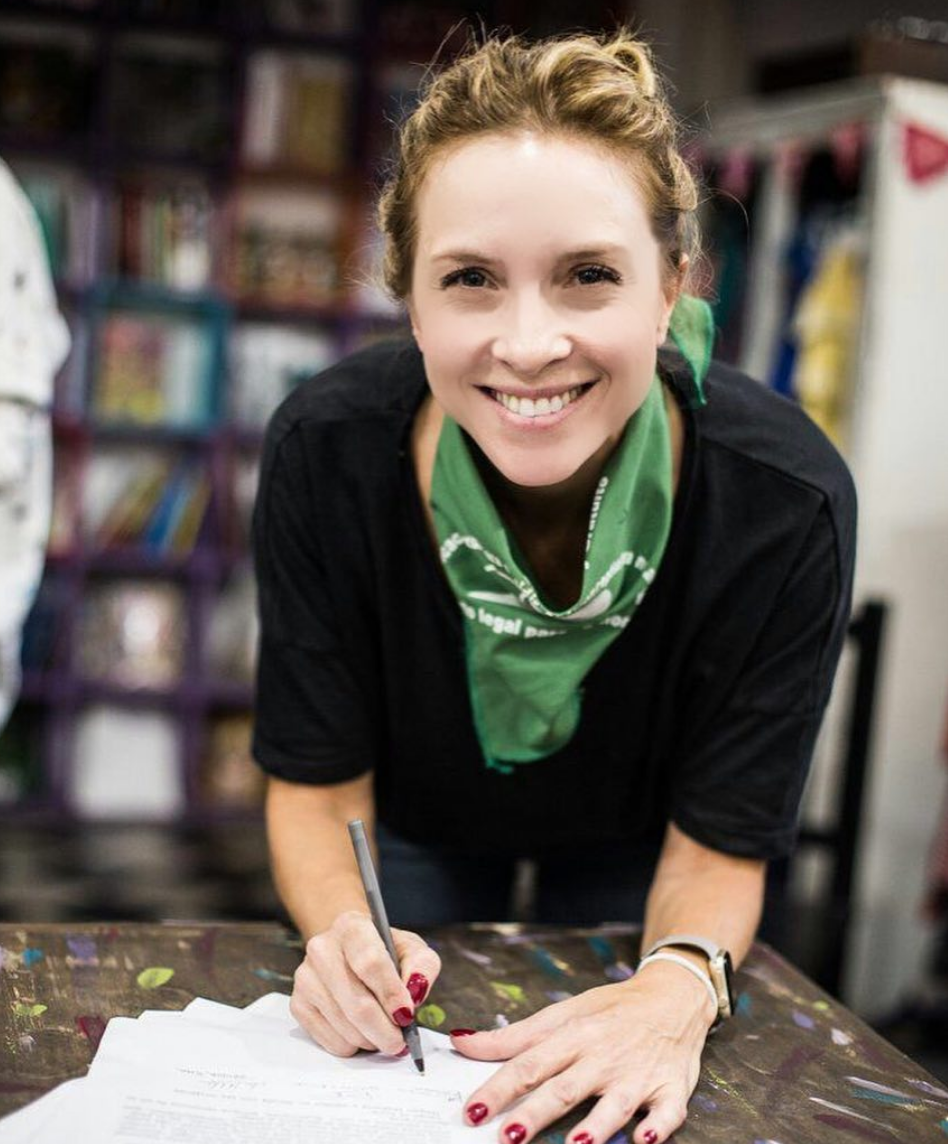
[1,922,947,1142]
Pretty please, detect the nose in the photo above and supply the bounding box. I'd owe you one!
[491,291,571,376]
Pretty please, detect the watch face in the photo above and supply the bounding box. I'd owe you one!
[721,950,735,1013]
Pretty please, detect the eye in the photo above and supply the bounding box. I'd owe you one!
[440,267,491,289]
[573,264,622,286]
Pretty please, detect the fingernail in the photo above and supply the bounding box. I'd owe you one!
[450,1027,477,1037]
[467,1102,489,1125]
[396,1045,409,1056]
[505,1124,528,1144]
[392,1006,413,1028]
[407,972,429,1004]
[644,1131,659,1144]
[573,1134,594,1144]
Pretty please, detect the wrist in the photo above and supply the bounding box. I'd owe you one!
[633,953,719,1032]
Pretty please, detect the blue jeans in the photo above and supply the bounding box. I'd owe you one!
[376,823,658,928]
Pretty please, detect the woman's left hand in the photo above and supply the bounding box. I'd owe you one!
[449,961,717,1144]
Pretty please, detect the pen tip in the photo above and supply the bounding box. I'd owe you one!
[415,1059,425,1074]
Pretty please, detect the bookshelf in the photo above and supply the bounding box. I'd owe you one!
[0,0,623,824]
[0,0,398,824]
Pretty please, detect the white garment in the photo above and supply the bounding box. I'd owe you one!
[0,158,71,729]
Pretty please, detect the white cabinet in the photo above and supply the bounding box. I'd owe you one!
[702,76,948,1014]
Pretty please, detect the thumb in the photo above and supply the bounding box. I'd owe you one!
[392,928,442,1007]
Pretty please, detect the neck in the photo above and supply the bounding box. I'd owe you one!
[469,436,615,534]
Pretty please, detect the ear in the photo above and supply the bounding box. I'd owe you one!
[657,254,688,344]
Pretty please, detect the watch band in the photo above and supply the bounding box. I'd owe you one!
[635,952,719,1018]
[641,933,721,960]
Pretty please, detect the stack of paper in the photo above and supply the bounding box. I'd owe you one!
[0,993,501,1143]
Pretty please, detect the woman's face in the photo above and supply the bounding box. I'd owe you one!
[408,130,679,488]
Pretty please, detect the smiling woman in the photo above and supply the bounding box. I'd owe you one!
[251,27,857,1144]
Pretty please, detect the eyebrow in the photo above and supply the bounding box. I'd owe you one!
[430,245,628,265]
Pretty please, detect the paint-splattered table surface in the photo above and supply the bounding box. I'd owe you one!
[2,922,947,1142]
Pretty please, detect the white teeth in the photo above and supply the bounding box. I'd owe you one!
[494,385,585,417]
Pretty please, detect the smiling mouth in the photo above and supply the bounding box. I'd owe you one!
[485,382,596,418]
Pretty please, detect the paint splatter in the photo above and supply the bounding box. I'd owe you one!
[136,966,175,989]
[490,981,526,1005]
[67,936,98,966]
[604,961,634,981]
[587,935,617,963]
[736,992,752,1017]
[810,1097,887,1125]
[13,1002,47,1018]
[909,1079,948,1099]
[792,1009,815,1029]
[530,947,573,978]
[458,947,492,967]
[813,1000,831,1012]
[832,1028,853,1046]
[940,1117,948,1135]
[21,948,43,968]
[846,1077,914,1100]
[850,1087,921,1108]
[494,1013,509,1028]
[813,1113,895,1143]
[691,1093,719,1112]
[0,946,12,971]
[76,1015,107,1052]
[416,1003,446,1028]
[252,967,293,983]
[545,990,573,1003]
[17,1034,35,1052]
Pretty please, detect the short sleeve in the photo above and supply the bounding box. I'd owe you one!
[670,498,856,860]
[251,423,379,784]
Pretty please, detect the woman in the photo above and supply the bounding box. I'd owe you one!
[252,29,856,1144]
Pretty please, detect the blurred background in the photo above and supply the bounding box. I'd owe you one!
[0,0,947,1078]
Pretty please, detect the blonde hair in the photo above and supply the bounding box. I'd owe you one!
[376,28,701,300]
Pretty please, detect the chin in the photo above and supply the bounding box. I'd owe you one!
[480,440,597,490]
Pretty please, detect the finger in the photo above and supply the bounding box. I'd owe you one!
[628,1087,689,1144]
[449,999,581,1061]
[563,1084,652,1144]
[292,962,376,1053]
[461,1030,578,1127]
[493,1063,597,1144]
[289,989,365,1057]
[336,918,415,1048]
[391,929,442,1004]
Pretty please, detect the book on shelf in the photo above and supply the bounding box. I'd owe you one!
[76,580,186,687]
[242,50,354,175]
[0,21,97,140]
[206,569,257,684]
[14,162,99,285]
[108,34,229,161]
[91,309,215,428]
[228,321,335,426]
[48,443,82,555]
[228,184,344,307]
[199,711,263,810]
[70,704,185,820]
[114,179,214,292]
[230,453,260,549]
[86,451,211,554]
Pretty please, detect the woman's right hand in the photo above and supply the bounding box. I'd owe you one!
[290,909,442,1057]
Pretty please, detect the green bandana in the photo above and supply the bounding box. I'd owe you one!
[430,295,713,772]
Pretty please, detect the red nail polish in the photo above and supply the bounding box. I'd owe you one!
[392,1007,413,1028]
[467,1102,489,1125]
[407,972,429,1004]
[397,1045,409,1056]
[644,1131,659,1144]
[505,1124,527,1144]
[450,1027,477,1037]
[573,1134,594,1144]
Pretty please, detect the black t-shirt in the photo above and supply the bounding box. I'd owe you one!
[252,337,856,862]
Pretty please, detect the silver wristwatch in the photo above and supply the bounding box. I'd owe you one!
[640,933,735,1027]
